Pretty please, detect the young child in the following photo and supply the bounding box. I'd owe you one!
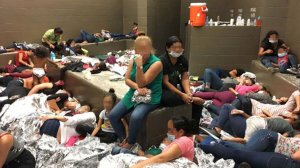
[31,46,50,86]
[76,88,128,143]
[277,46,299,74]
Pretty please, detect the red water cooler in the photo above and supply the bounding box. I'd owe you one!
[190,3,208,27]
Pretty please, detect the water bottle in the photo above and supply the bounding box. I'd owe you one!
[61,54,65,59]
[50,51,56,61]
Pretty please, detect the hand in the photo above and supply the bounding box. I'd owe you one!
[39,115,54,121]
[49,44,55,49]
[293,107,300,113]
[137,88,148,96]
[231,109,244,115]
[265,49,273,54]
[229,88,238,95]
[134,54,143,67]
[181,93,193,104]
[3,73,10,76]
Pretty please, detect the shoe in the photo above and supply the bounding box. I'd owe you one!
[199,126,221,140]
[238,162,252,168]
[203,100,213,108]
[267,67,275,73]
[287,67,298,75]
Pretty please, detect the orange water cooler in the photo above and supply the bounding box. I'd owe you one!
[190,3,208,27]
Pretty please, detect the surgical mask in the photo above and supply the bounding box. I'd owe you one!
[169,51,182,58]
[278,52,287,57]
[167,133,176,141]
[269,39,278,44]
[258,91,264,94]
[75,104,81,111]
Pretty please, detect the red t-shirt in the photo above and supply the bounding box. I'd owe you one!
[15,50,29,67]
[278,55,289,66]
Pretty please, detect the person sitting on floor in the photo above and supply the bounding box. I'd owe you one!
[258,30,298,73]
[160,36,203,107]
[41,27,64,52]
[0,129,36,168]
[14,48,34,72]
[76,88,128,143]
[277,46,299,75]
[132,116,198,168]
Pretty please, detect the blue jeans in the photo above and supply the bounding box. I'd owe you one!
[109,101,159,144]
[261,55,278,68]
[213,104,246,137]
[75,29,96,43]
[203,68,224,90]
[222,129,278,152]
[200,143,300,168]
[279,54,298,73]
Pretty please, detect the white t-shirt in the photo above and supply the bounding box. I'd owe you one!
[99,110,115,133]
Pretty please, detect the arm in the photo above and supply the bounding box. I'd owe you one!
[222,137,246,144]
[121,118,129,138]
[91,119,103,136]
[8,71,32,78]
[135,61,162,88]
[163,75,184,97]
[125,60,139,90]
[18,53,31,67]
[0,134,13,168]
[28,83,54,96]
[258,47,266,57]
[133,143,182,168]
[292,150,300,162]
[40,115,68,122]
[181,72,191,95]
[28,57,34,67]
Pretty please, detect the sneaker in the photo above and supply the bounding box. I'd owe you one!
[287,67,298,75]
[203,100,213,108]
[199,126,221,140]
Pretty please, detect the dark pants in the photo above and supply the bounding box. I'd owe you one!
[0,76,14,87]
[40,119,60,138]
[75,29,96,43]
[200,143,300,168]
[161,89,185,107]
[42,42,62,53]
[279,54,299,73]
[261,55,278,68]
[76,124,118,143]
[203,68,224,90]
[109,101,158,144]
[0,80,28,98]
[4,149,36,168]
[213,104,247,137]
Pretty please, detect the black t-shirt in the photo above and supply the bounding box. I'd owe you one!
[160,54,189,89]
[260,39,285,56]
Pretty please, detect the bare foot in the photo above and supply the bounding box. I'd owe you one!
[215,127,221,134]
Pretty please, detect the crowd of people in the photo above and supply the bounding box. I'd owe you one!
[0,27,299,168]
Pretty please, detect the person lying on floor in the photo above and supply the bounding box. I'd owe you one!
[0,129,36,168]
[131,116,198,168]
[75,29,104,44]
[27,80,64,96]
[200,130,300,168]
[258,30,298,74]
[0,46,15,54]
[277,46,299,75]
[160,36,203,107]
[76,88,128,143]
[0,70,33,87]
[211,108,299,144]
[39,104,95,145]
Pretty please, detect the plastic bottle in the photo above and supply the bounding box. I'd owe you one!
[247,19,251,26]
[205,16,209,26]
[50,51,56,61]
[256,16,262,26]
[61,54,65,60]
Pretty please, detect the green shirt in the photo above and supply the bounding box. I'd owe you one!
[42,29,62,44]
[122,54,162,109]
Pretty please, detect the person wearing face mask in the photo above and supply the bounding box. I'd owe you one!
[132,116,198,168]
[160,36,203,107]
[109,36,163,150]
[258,30,297,73]
[277,46,299,75]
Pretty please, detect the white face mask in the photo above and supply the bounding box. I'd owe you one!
[278,52,287,57]
[269,39,278,44]
[169,51,183,58]
[258,91,265,94]
[167,133,176,141]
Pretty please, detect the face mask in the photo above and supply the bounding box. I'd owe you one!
[75,104,81,111]
[169,51,182,58]
[269,39,278,44]
[167,133,176,141]
[258,91,264,94]
[278,52,287,57]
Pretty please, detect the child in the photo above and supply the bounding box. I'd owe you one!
[277,46,299,74]
[76,88,128,143]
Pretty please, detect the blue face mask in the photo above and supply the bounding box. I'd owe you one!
[167,133,176,141]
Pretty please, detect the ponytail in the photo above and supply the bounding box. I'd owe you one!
[171,116,198,136]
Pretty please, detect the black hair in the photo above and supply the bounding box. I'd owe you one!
[104,88,117,104]
[133,22,138,26]
[261,86,272,97]
[74,45,84,55]
[33,46,50,58]
[54,27,63,34]
[66,39,75,47]
[171,116,198,136]
[278,45,287,50]
[236,68,245,77]
[166,36,183,50]
[291,115,300,130]
[262,30,279,43]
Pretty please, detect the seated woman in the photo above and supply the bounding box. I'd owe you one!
[75,29,104,44]
[132,116,198,168]
[76,89,128,143]
[109,36,163,149]
[39,106,95,145]
[15,48,34,72]
[201,68,245,91]
[258,30,298,73]
[160,36,203,107]
[200,131,300,168]
[0,129,36,168]
[277,46,299,74]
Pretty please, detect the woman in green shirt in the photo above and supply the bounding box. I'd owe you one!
[109,36,163,149]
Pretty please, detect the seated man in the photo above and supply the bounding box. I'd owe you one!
[41,27,64,52]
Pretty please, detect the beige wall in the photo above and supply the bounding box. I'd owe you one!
[0,0,123,46]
